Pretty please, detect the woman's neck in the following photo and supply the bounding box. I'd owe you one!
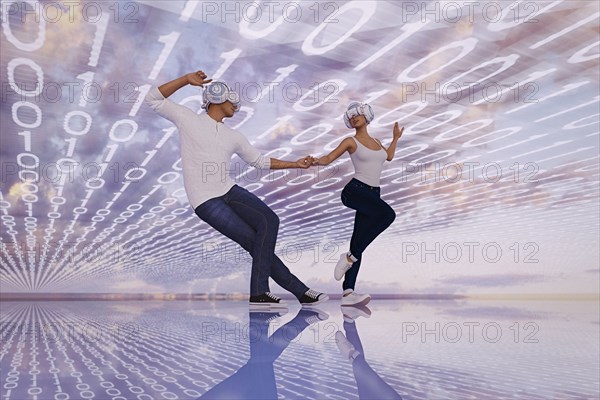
[354,126,369,136]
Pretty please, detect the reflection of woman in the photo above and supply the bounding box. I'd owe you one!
[336,306,402,399]
[314,103,403,306]
[199,309,327,399]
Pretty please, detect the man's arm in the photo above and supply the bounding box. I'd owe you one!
[235,133,312,170]
[158,71,211,98]
[270,157,312,169]
[145,70,212,123]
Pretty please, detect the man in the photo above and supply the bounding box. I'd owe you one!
[144,70,328,309]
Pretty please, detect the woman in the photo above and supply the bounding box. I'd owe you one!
[314,102,403,306]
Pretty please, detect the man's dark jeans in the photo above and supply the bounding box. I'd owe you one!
[195,185,309,298]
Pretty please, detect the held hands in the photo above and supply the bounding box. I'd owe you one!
[296,156,321,168]
[393,122,404,141]
[311,156,327,166]
[187,70,212,87]
[296,156,315,169]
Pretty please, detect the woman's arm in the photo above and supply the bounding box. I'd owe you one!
[313,137,355,166]
[384,122,404,161]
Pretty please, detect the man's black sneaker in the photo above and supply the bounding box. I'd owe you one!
[249,310,287,325]
[299,289,329,307]
[249,292,288,310]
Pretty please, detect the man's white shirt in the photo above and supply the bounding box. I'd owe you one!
[144,87,270,209]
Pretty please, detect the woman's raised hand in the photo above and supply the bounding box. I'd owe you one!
[393,122,404,141]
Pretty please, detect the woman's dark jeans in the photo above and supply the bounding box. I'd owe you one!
[341,178,396,291]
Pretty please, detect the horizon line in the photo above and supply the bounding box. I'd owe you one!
[1,292,598,301]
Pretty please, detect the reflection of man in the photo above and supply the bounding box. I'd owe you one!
[145,70,329,309]
[336,306,402,399]
[199,309,328,399]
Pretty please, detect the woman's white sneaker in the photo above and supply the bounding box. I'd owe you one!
[341,291,371,307]
[334,253,354,280]
[335,331,360,361]
[341,304,371,323]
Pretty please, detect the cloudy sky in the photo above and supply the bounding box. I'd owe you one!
[1,0,598,296]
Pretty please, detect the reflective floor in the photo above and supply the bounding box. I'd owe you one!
[1,299,598,399]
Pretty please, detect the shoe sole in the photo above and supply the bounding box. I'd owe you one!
[334,255,352,281]
[301,294,330,308]
[341,296,371,307]
[249,310,287,317]
[249,303,288,310]
[342,304,372,319]
[342,311,369,321]
[334,266,351,281]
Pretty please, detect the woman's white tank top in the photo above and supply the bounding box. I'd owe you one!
[349,137,387,187]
